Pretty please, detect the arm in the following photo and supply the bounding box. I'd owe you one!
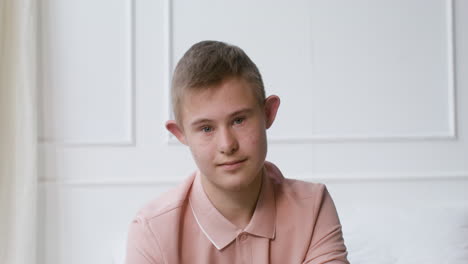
[125,216,164,264]
[303,186,349,264]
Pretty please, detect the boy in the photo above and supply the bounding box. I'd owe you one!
[125,41,349,263]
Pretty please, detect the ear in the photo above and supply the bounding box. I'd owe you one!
[264,95,280,129]
[165,120,187,145]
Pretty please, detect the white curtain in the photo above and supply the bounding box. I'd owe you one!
[0,0,38,263]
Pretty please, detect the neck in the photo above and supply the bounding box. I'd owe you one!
[201,171,263,229]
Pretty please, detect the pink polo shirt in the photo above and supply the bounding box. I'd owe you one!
[125,162,349,264]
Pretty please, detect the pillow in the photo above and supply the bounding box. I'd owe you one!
[340,205,468,264]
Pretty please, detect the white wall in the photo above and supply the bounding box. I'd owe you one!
[38,0,468,263]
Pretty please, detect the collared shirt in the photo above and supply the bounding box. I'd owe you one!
[125,162,349,264]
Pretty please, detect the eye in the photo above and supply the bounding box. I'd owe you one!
[201,126,213,133]
[233,117,245,125]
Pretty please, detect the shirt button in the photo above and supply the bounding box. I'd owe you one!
[240,234,248,241]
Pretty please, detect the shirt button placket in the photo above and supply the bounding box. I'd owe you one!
[240,233,248,242]
[237,232,251,263]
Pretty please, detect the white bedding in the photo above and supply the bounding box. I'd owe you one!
[341,206,468,263]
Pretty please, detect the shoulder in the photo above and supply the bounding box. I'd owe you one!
[135,172,196,221]
[279,178,326,201]
[125,173,196,263]
[265,161,327,203]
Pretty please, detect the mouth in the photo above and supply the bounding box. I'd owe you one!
[217,158,247,170]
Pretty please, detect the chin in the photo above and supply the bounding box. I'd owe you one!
[220,170,261,191]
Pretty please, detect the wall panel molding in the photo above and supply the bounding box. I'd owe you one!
[164,0,457,144]
[39,0,136,147]
[38,171,468,187]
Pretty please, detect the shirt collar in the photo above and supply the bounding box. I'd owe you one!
[189,165,277,250]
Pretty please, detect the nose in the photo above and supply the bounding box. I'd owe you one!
[218,127,239,155]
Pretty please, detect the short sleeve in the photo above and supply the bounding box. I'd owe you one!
[303,186,349,264]
[125,216,164,264]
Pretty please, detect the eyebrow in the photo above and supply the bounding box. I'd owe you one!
[189,108,254,128]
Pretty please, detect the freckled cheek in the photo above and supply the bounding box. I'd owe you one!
[190,142,216,163]
[242,127,266,147]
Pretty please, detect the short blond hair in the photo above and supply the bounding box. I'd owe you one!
[171,40,265,124]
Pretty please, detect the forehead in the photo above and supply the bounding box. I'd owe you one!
[180,78,260,124]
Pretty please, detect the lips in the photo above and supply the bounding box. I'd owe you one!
[217,158,247,171]
[218,158,247,166]
[218,159,247,172]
